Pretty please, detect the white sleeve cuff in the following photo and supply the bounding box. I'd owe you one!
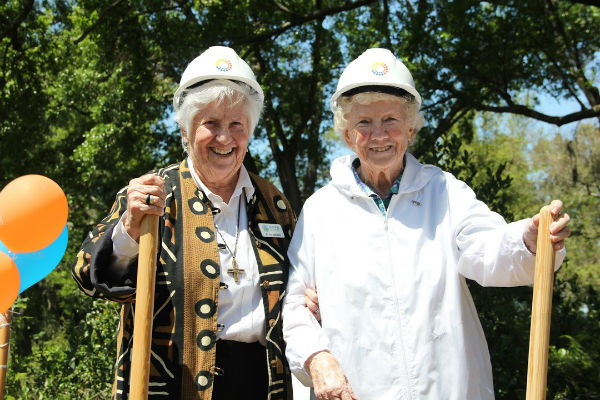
[283,296,331,387]
[111,213,139,265]
[516,218,566,271]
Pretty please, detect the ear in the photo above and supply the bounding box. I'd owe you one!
[407,127,416,143]
[181,128,188,143]
[343,129,354,149]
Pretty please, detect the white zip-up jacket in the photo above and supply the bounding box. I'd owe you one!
[283,153,564,400]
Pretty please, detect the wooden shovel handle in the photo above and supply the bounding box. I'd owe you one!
[129,215,159,399]
[526,206,556,400]
[0,311,11,400]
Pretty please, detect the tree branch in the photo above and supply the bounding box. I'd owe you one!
[381,0,392,48]
[74,0,126,44]
[420,94,457,112]
[1,0,35,50]
[414,100,468,160]
[272,0,302,17]
[296,11,323,136]
[473,103,600,126]
[544,54,588,108]
[301,6,325,200]
[74,3,182,46]
[254,50,289,154]
[135,6,181,17]
[232,0,378,45]
[546,0,600,106]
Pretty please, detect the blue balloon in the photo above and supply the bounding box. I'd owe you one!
[0,225,68,293]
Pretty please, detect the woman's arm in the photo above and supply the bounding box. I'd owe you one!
[447,174,568,286]
[71,173,165,301]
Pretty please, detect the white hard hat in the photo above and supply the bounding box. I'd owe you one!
[173,46,264,110]
[330,48,421,111]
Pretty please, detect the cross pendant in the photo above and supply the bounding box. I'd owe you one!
[227,259,245,283]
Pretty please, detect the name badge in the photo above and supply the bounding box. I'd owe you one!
[258,223,285,238]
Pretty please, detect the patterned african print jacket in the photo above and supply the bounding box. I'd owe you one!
[72,159,296,400]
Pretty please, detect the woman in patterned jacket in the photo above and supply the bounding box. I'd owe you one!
[72,46,296,400]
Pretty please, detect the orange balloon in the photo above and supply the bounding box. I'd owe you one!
[0,175,68,253]
[0,251,19,313]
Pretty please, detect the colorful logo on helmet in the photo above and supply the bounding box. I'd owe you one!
[371,62,389,76]
[216,58,232,72]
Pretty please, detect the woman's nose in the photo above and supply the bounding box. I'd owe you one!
[214,127,231,141]
[371,122,386,137]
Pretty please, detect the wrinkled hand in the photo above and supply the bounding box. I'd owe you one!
[123,174,166,242]
[307,351,358,400]
[305,287,320,321]
[523,199,571,254]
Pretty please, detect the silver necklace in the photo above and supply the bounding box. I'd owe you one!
[214,194,245,283]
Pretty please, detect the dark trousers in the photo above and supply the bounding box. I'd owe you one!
[211,340,269,400]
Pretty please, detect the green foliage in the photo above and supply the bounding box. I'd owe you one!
[531,124,600,288]
[438,113,600,399]
[547,285,600,399]
[530,124,600,399]
[6,266,119,399]
[0,0,598,398]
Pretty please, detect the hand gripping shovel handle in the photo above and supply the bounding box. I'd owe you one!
[526,206,556,400]
[129,215,159,399]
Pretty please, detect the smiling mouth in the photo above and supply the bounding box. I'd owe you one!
[211,147,234,155]
[371,145,392,152]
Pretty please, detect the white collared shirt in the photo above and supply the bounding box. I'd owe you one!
[112,156,265,344]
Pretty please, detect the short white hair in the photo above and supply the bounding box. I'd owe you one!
[333,92,425,138]
[174,80,263,152]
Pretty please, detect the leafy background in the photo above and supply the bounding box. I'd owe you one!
[1,1,599,398]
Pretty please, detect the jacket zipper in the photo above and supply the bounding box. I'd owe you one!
[384,194,414,399]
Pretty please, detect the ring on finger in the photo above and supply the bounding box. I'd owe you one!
[146,194,152,205]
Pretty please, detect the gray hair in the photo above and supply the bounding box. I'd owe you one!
[333,92,425,139]
[174,80,263,152]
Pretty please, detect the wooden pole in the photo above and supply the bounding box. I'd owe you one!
[526,206,556,400]
[129,215,159,400]
[0,310,12,400]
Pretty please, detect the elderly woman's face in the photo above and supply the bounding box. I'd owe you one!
[186,99,250,188]
[344,99,415,176]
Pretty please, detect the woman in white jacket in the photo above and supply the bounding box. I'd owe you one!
[282,48,571,400]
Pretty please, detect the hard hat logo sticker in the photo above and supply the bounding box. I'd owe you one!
[216,58,232,72]
[371,62,389,76]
